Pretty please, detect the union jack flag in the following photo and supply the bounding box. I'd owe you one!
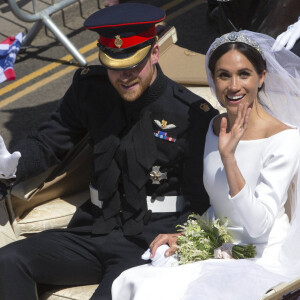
[0,32,23,83]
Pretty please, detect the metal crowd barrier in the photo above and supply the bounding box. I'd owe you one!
[7,0,87,66]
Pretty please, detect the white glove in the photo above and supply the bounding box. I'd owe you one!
[272,17,300,51]
[214,243,234,259]
[0,135,21,179]
[142,245,179,267]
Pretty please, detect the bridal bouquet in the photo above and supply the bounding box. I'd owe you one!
[176,213,256,265]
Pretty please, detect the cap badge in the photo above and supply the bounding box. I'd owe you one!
[150,166,167,184]
[200,103,210,112]
[114,35,123,48]
[154,119,176,129]
[154,131,176,143]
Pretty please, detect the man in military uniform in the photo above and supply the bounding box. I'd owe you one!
[0,3,218,300]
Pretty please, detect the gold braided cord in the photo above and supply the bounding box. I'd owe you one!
[99,45,151,69]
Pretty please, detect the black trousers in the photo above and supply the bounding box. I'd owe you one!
[0,229,148,300]
[0,212,180,300]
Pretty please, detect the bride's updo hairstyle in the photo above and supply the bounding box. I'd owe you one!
[208,42,266,79]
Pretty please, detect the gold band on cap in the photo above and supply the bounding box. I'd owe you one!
[99,45,151,69]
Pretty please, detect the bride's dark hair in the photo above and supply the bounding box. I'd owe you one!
[208,42,266,77]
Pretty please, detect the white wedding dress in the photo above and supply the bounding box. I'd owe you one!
[203,120,299,263]
[112,120,300,300]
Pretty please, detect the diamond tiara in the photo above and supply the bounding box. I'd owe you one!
[209,32,264,59]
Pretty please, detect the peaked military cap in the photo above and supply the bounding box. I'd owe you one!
[84,3,166,70]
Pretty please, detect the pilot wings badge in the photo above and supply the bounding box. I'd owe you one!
[154,119,176,130]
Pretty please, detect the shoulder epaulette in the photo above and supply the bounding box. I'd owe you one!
[172,84,218,115]
[77,65,107,79]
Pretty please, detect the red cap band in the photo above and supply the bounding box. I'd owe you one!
[99,26,157,49]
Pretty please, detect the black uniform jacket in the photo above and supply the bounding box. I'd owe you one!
[13,64,218,241]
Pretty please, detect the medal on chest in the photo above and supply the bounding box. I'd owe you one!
[150,166,167,184]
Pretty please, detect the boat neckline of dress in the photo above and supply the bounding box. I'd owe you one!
[209,116,298,142]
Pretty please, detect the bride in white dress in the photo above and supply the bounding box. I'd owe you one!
[111,30,300,300]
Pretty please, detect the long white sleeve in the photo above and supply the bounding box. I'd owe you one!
[230,135,300,237]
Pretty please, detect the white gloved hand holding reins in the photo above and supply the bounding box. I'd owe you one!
[0,135,21,179]
[272,17,300,51]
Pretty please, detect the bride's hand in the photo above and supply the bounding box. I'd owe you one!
[218,103,251,162]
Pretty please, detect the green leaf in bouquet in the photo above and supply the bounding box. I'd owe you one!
[232,244,256,259]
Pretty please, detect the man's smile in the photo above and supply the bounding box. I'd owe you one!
[120,81,139,90]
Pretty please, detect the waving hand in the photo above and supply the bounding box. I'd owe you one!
[218,103,251,161]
